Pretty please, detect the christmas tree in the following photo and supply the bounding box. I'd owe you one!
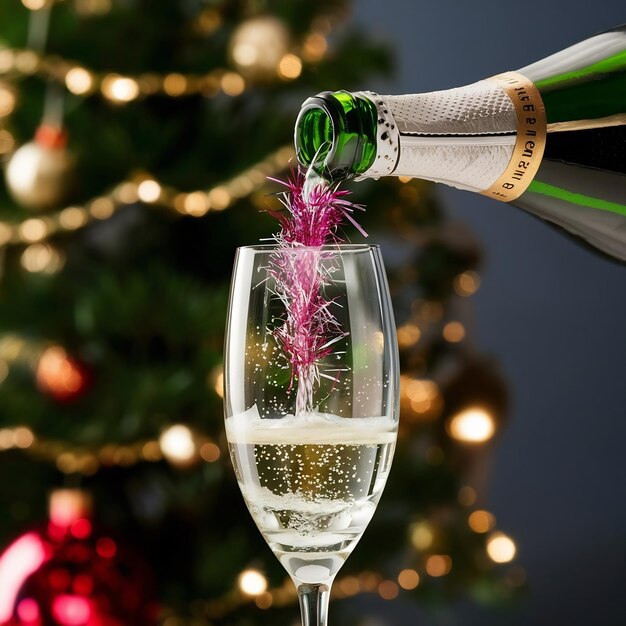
[0,1,521,624]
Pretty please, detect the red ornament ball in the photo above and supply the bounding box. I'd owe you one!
[0,490,158,626]
[36,347,90,403]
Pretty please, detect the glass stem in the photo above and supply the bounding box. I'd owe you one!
[297,583,330,626]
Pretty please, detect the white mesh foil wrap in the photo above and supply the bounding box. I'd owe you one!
[369,80,519,190]
[393,140,515,192]
[385,80,516,135]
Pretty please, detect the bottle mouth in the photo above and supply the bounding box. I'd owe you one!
[295,93,341,174]
[294,91,378,181]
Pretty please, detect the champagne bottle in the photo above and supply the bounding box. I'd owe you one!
[294,25,626,260]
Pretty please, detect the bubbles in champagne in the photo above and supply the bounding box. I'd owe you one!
[226,409,396,584]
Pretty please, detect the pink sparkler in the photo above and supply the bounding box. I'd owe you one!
[267,168,365,414]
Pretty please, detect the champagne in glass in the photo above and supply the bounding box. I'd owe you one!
[224,244,399,626]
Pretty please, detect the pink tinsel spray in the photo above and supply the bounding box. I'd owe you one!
[267,168,366,414]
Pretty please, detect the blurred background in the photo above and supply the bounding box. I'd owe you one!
[0,1,623,626]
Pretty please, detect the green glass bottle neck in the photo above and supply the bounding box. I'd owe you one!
[294,91,378,181]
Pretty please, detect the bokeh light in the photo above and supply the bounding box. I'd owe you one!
[278,54,302,80]
[96,537,117,559]
[397,568,420,590]
[454,270,481,296]
[443,321,466,343]
[0,533,46,621]
[65,67,94,95]
[36,346,86,400]
[410,521,434,550]
[302,33,328,62]
[220,72,245,96]
[19,219,49,243]
[159,424,197,465]
[397,323,421,348]
[199,441,221,463]
[52,594,92,626]
[137,179,162,203]
[238,569,267,596]
[0,82,17,117]
[486,532,517,563]
[468,510,495,533]
[378,580,399,600]
[447,407,496,443]
[102,75,140,102]
[458,485,477,506]
[425,554,452,577]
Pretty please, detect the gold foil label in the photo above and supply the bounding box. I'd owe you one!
[481,71,547,202]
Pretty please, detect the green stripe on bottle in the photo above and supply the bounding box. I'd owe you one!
[535,49,626,89]
[540,70,626,123]
[528,180,626,217]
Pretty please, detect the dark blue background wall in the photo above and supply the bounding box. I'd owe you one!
[355,2,626,624]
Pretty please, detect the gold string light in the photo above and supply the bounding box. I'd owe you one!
[0,81,18,117]
[377,580,399,600]
[0,423,223,475]
[0,20,328,103]
[0,48,247,101]
[166,550,521,624]
[397,569,420,590]
[158,424,199,467]
[5,2,339,104]
[14,1,335,92]
[198,568,407,619]
[0,145,295,248]
[0,425,35,450]
[0,334,224,474]
[198,535,521,622]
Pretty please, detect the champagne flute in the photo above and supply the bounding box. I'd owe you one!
[224,244,399,626]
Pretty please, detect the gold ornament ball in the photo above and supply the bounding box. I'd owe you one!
[229,15,291,80]
[5,136,74,212]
